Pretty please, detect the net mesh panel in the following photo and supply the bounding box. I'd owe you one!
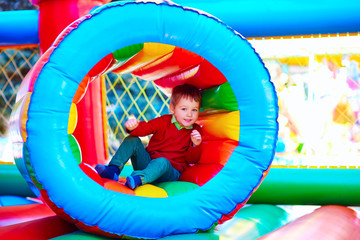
[105,72,170,155]
[0,48,39,136]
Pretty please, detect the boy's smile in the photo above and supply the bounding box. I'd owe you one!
[170,97,200,128]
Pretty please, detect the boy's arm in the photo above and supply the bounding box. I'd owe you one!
[126,115,164,136]
[185,125,202,164]
[125,118,140,131]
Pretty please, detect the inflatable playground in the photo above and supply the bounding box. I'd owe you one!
[1,0,360,239]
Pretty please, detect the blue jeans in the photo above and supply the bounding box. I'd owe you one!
[109,136,181,184]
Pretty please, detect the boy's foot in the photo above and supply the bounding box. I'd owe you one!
[95,164,120,181]
[125,175,142,189]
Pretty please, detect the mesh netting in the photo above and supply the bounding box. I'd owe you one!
[105,72,170,155]
[0,47,170,157]
[0,48,39,136]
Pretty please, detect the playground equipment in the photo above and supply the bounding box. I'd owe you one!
[0,0,357,239]
[9,1,278,238]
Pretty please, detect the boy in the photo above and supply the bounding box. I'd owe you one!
[95,84,202,189]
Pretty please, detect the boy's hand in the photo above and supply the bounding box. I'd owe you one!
[190,130,202,146]
[125,116,140,131]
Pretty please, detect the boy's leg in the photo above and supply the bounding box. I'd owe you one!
[109,136,151,171]
[131,157,181,185]
[96,136,150,180]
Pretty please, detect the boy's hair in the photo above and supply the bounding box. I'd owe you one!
[171,84,201,106]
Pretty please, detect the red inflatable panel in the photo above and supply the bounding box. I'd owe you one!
[79,162,104,186]
[155,58,227,94]
[0,203,55,227]
[132,47,203,81]
[199,140,238,165]
[32,0,109,54]
[185,59,228,89]
[179,163,224,186]
[87,53,115,81]
[73,76,108,167]
[179,140,237,186]
[0,215,77,240]
[153,64,200,94]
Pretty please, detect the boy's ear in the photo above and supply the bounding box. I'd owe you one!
[169,103,175,114]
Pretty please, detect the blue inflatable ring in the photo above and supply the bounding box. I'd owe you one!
[24,1,278,238]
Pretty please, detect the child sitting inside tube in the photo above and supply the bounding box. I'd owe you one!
[96,84,202,189]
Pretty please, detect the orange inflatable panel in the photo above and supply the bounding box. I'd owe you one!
[103,178,135,195]
[112,42,175,74]
[197,110,240,141]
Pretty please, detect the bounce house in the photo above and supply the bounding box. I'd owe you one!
[1,0,360,239]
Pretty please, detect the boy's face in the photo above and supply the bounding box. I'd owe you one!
[170,97,200,128]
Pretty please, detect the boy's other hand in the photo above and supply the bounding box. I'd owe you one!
[190,130,202,146]
[125,118,140,131]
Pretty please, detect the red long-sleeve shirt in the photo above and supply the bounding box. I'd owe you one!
[128,114,202,173]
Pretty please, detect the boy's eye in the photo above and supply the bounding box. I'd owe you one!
[181,108,186,111]
[192,109,198,112]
